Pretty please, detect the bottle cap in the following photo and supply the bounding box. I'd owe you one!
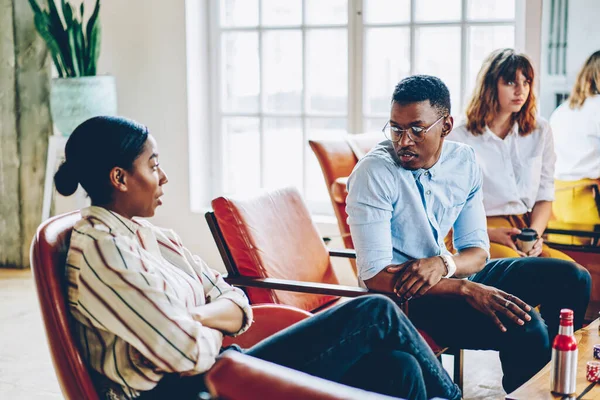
[560,309,574,320]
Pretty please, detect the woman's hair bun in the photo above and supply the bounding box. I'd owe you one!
[54,161,79,196]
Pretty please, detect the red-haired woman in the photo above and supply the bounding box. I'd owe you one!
[449,48,572,260]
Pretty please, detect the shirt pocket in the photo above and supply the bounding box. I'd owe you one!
[517,155,543,195]
[440,202,466,234]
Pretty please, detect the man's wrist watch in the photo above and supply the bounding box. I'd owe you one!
[439,254,457,278]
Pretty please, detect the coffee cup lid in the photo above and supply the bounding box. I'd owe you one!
[517,228,538,241]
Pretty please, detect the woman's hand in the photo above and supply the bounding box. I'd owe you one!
[191,299,244,334]
[526,237,544,257]
[487,227,526,256]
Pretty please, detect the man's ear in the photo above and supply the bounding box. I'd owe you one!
[441,115,454,137]
[109,167,128,192]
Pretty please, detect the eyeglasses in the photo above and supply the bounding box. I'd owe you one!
[382,115,447,143]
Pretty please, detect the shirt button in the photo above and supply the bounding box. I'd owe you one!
[426,190,431,195]
[424,171,430,177]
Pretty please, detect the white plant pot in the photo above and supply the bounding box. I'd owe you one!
[50,75,117,136]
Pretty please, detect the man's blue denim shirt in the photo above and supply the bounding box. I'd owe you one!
[346,140,490,282]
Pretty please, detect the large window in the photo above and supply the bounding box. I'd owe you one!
[210,0,518,212]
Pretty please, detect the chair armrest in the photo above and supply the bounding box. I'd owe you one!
[222,304,312,348]
[328,248,356,259]
[225,275,369,297]
[205,350,399,400]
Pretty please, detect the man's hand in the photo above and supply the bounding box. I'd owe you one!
[386,256,446,301]
[526,237,544,257]
[463,281,532,332]
[488,227,526,256]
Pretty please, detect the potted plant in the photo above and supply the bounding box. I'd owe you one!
[28,0,117,136]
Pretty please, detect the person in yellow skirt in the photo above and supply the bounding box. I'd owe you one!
[449,48,573,260]
[549,51,600,245]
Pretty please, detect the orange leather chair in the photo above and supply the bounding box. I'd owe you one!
[31,212,373,399]
[207,186,463,389]
[309,134,382,253]
[205,350,398,400]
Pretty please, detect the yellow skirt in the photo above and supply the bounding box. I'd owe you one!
[486,214,574,261]
[550,179,600,245]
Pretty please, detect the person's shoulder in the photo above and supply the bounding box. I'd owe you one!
[443,140,477,164]
[70,218,135,258]
[536,116,550,130]
[447,121,472,141]
[134,218,183,246]
[73,217,117,241]
[355,141,398,173]
[585,94,600,106]
[530,117,552,138]
[348,142,399,190]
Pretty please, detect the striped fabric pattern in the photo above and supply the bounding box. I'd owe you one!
[66,206,253,398]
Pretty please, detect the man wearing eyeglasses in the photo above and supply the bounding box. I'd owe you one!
[346,75,591,393]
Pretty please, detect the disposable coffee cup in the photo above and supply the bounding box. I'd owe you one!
[516,228,539,253]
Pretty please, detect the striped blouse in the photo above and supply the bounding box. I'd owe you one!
[66,206,253,397]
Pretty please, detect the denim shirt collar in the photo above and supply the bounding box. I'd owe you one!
[410,141,448,181]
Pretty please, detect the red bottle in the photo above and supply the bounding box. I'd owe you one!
[551,309,578,395]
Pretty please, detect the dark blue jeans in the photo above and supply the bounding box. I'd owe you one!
[142,295,461,400]
[409,257,591,394]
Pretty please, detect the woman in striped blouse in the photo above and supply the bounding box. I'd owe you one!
[55,116,461,400]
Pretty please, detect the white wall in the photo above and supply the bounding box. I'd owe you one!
[97,0,226,268]
[95,0,355,283]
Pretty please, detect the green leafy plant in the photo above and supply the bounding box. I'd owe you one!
[28,0,101,77]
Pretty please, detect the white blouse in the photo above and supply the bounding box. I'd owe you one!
[449,119,556,216]
[549,95,600,180]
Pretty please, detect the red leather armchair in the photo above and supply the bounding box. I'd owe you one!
[308,134,382,254]
[30,212,377,399]
[30,211,98,400]
[206,187,460,387]
[205,350,399,400]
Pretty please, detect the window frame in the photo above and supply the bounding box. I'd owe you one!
[207,0,524,214]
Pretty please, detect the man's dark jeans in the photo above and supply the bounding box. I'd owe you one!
[143,295,461,400]
[409,257,591,393]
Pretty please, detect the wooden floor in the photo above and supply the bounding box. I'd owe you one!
[0,268,505,399]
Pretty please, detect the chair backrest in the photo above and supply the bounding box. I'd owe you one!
[210,187,340,312]
[309,134,382,250]
[30,212,99,400]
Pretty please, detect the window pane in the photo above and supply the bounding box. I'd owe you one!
[263,31,303,113]
[221,33,260,112]
[415,27,461,114]
[264,118,303,190]
[261,0,301,26]
[306,0,347,25]
[415,0,461,22]
[467,0,515,20]
[364,28,410,116]
[220,0,258,27]
[466,26,515,101]
[363,0,410,24]
[307,29,348,113]
[222,117,260,194]
[306,118,347,203]
[363,118,387,135]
